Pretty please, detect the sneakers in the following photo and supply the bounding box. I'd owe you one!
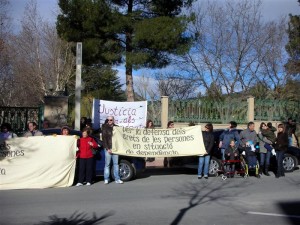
[104,180,109,184]
[115,179,124,184]
[75,183,83,187]
[86,182,91,186]
[204,175,208,179]
[198,175,202,179]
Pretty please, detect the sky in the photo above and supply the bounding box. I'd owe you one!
[8,0,300,88]
[9,0,300,32]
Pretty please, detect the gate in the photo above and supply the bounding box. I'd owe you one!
[0,106,44,136]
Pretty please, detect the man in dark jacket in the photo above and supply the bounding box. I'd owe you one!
[102,116,123,184]
[240,122,258,169]
[219,121,240,160]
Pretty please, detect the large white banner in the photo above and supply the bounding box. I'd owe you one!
[112,126,206,157]
[92,99,147,129]
[0,136,77,190]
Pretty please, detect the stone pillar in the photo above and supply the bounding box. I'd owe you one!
[44,96,69,128]
[247,96,255,122]
[161,96,169,129]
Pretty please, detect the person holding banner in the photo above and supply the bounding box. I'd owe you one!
[102,116,123,184]
[164,121,175,168]
[23,122,43,137]
[76,128,98,186]
[0,123,17,140]
[146,120,155,163]
[61,126,71,135]
[198,123,214,179]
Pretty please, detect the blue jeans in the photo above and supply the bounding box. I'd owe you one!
[260,151,271,167]
[276,151,284,176]
[198,155,211,176]
[104,149,120,181]
[221,148,225,160]
[288,137,293,147]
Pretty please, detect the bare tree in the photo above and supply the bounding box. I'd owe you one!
[174,0,289,98]
[155,72,199,100]
[6,0,75,106]
[134,73,161,126]
[0,0,13,106]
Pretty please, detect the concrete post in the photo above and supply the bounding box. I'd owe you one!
[247,96,255,122]
[75,42,82,130]
[161,96,169,128]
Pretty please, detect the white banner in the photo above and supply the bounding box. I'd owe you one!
[0,136,77,190]
[112,126,206,157]
[92,99,147,129]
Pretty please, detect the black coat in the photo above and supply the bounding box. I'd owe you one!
[275,132,289,152]
[102,123,117,149]
[202,131,215,155]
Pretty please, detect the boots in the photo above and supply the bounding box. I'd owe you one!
[259,166,263,175]
[264,165,270,176]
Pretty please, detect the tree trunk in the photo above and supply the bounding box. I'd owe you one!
[125,0,135,102]
[126,63,135,101]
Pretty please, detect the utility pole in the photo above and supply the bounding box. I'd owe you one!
[75,42,82,130]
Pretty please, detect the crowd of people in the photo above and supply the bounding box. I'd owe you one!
[0,116,299,186]
[199,120,295,179]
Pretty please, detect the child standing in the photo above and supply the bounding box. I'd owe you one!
[224,140,239,177]
[76,128,98,186]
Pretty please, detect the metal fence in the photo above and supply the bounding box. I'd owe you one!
[0,106,44,135]
[147,101,162,127]
[255,99,300,122]
[147,98,300,125]
[168,98,248,124]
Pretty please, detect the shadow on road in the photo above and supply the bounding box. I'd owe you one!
[278,201,300,225]
[35,210,124,225]
[139,167,195,178]
[164,179,251,225]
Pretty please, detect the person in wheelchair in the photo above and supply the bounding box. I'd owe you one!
[224,140,239,178]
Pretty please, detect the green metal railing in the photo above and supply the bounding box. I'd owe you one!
[147,98,299,126]
[255,99,300,121]
[147,101,161,127]
[0,106,44,135]
[168,98,248,124]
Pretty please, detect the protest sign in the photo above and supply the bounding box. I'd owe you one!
[92,99,147,129]
[112,126,206,157]
[0,136,77,190]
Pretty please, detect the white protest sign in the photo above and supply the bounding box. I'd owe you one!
[0,136,77,190]
[92,99,147,129]
[112,126,206,157]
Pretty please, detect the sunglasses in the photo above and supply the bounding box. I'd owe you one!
[108,119,113,121]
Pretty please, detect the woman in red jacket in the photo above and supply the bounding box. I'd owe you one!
[76,128,98,186]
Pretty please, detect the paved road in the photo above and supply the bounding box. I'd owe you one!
[1,168,300,225]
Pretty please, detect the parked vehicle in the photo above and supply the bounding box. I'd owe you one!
[41,129,146,181]
[173,129,300,176]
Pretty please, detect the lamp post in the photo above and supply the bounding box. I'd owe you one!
[75,42,82,130]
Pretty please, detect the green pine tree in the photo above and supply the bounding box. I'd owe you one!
[57,0,195,101]
[285,14,300,76]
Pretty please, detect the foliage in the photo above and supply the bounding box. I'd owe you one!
[82,65,125,101]
[285,14,300,76]
[57,0,195,101]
